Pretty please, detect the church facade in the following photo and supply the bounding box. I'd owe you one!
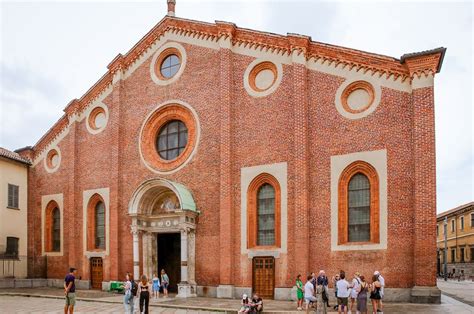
[18,3,445,302]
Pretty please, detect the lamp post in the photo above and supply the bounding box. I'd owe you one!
[444,216,448,281]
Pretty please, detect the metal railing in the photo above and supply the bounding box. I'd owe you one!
[0,254,26,278]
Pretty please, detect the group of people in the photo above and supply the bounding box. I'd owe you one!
[122,269,170,314]
[238,293,264,313]
[296,270,385,314]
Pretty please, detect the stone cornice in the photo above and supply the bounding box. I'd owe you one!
[29,15,445,161]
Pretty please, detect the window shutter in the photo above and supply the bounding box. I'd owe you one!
[14,185,19,208]
[8,184,13,207]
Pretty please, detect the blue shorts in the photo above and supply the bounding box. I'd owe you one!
[162,282,169,289]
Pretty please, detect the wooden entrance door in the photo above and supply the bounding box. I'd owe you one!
[252,256,275,299]
[90,257,103,289]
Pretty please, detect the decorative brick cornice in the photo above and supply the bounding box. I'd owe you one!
[216,21,237,40]
[107,53,125,74]
[29,15,445,161]
[401,48,446,79]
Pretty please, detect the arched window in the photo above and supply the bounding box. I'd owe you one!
[45,200,61,253]
[95,201,105,249]
[348,174,370,242]
[338,161,380,245]
[247,173,281,249]
[52,208,61,252]
[257,184,275,246]
[87,194,106,251]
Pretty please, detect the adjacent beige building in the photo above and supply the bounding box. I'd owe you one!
[437,202,474,278]
[0,147,30,278]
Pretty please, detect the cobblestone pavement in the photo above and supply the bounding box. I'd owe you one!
[0,296,221,314]
[437,278,474,306]
[0,295,473,314]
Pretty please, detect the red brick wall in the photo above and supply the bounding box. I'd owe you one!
[27,40,436,290]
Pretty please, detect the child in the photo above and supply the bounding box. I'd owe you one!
[152,273,160,299]
[296,274,304,310]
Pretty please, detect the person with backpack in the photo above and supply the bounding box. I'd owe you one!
[350,272,361,313]
[317,270,330,308]
[123,273,135,314]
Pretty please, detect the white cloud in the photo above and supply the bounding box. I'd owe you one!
[0,0,472,212]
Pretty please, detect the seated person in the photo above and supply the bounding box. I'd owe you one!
[238,294,251,313]
[251,293,263,312]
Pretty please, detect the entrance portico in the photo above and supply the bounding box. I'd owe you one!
[129,178,199,298]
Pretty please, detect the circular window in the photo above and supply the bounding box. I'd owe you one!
[335,79,381,120]
[140,102,199,174]
[341,81,375,114]
[88,107,107,130]
[150,43,187,86]
[244,59,283,98]
[156,120,188,160]
[160,54,181,79]
[44,148,61,172]
[249,62,278,92]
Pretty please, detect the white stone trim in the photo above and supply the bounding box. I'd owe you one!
[240,162,288,256]
[149,42,187,86]
[335,77,382,120]
[330,149,388,251]
[138,100,201,175]
[43,146,61,173]
[243,58,283,98]
[82,188,110,256]
[412,73,434,89]
[41,193,64,256]
[85,103,109,135]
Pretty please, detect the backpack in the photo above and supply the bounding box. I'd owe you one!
[131,281,138,296]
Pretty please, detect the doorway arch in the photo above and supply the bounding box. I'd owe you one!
[128,178,199,297]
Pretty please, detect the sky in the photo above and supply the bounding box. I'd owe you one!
[0,0,472,213]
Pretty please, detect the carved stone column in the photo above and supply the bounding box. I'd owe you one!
[177,228,196,298]
[187,229,196,285]
[131,220,140,281]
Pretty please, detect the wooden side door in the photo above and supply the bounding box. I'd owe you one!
[252,256,275,299]
[90,257,103,289]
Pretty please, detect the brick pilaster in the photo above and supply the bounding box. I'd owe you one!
[66,117,77,270]
[412,76,437,286]
[289,34,311,277]
[217,22,235,285]
[108,65,124,281]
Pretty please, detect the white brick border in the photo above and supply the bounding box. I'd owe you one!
[335,77,382,120]
[330,149,388,251]
[82,188,110,257]
[149,41,187,86]
[85,103,109,135]
[240,162,288,257]
[41,193,64,256]
[243,58,283,98]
